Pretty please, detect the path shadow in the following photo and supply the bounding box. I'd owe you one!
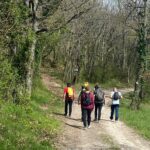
[101,119,115,122]
[91,118,115,123]
[53,112,64,116]
[68,117,82,122]
[53,112,82,122]
[65,123,83,130]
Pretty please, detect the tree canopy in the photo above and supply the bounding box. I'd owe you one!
[0,0,150,109]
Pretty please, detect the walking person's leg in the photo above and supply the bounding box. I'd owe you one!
[82,108,87,128]
[68,100,73,117]
[87,109,92,128]
[98,104,103,121]
[115,105,119,121]
[64,100,68,116]
[94,104,98,121]
[110,105,114,120]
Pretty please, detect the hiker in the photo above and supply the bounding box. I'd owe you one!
[78,82,89,104]
[94,84,105,122]
[81,86,94,129]
[78,85,86,121]
[110,87,122,121]
[63,83,75,117]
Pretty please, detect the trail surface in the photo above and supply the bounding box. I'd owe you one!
[42,74,150,150]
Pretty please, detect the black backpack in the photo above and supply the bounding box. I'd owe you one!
[82,92,91,106]
[113,92,120,100]
[95,88,104,104]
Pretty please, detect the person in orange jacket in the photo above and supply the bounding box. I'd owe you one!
[64,83,75,117]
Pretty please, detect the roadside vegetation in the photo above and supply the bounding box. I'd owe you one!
[0,78,63,150]
[120,91,150,140]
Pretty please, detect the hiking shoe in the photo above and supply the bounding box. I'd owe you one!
[88,125,91,129]
[110,118,113,121]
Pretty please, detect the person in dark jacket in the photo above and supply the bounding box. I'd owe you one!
[81,86,94,129]
[94,85,105,122]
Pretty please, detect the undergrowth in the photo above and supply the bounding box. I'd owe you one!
[0,77,63,150]
[120,95,150,140]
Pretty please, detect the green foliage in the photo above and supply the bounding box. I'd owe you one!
[42,0,62,16]
[79,64,131,88]
[0,57,14,101]
[143,80,150,102]
[101,79,129,89]
[41,31,62,67]
[0,0,34,101]
[120,97,150,139]
[0,78,63,149]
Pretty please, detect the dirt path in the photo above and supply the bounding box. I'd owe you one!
[42,74,150,150]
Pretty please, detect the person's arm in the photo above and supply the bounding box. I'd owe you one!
[63,88,67,101]
[103,93,106,105]
[91,93,95,109]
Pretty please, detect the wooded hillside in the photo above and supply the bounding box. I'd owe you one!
[0,0,150,109]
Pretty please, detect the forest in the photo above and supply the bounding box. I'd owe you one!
[0,0,150,149]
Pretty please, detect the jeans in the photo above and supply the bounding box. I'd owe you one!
[82,108,92,127]
[95,103,103,120]
[65,100,73,116]
[110,104,119,121]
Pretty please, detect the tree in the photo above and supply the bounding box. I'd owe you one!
[131,0,149,109]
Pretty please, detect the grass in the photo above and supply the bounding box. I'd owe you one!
[0,78,63,150]
[120,97,150,140]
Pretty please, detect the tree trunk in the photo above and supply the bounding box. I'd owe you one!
[26,39,36,97]
[25,0,38,98]
[122,26,127,71]
[131,0,148,109]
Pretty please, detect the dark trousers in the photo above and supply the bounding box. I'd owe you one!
[110,104,119,121]
[95,103,103,120]
[82,108,92,127]
[65,100,73,116]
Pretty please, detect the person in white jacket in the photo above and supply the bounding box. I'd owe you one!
[110,87,122,121]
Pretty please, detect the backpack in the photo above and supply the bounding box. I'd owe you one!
[113,92,120,100]
[95,88,104,104]
[66,87,74,100]
[82,92,91,106]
